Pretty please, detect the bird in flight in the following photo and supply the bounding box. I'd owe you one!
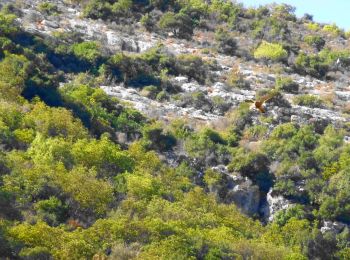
[245,94,274,113]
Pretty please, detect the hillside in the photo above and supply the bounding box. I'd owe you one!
[0,0,350,259]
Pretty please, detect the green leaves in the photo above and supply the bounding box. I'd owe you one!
[254,41,288,61]
[72,41,101,64]
[0,12,18,35]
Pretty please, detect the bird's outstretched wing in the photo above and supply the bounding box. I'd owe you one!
[259,94,274,104]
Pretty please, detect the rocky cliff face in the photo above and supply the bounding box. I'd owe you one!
[6,0,350,221]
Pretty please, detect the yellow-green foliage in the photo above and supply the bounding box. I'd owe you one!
[322,23,341,36]
[0,12,18,35]
[254,41,288,61]
[72,41,101,63]
[2,1,350,259]
[305,22,320,31]
[345,30,350,39]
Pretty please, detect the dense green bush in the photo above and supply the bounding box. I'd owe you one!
[254,41,288,61]
[295,48,350,77]
[294,52,327,77]
[185,128,229,166]
[175,54,208,84]
[322,23,342,36]
[0,12,18,36]
[293,94,324,108]
[71,41,101,64]
[304,35,325,50]
[215,26,237,55]
[306,22,320,31]
[158,11,194,39]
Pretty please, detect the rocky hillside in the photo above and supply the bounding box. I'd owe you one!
[11,0,350,126]
[1,0,350,259]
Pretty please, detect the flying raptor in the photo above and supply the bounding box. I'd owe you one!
[245,94,274,113]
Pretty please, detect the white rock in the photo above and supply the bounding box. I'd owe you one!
[180,83,200,92]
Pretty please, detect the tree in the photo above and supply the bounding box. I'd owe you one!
[158,11,194,39]
[0,12,18,35]
[0,53,30,100]
[72,41,101,64]
[53,166,114,215]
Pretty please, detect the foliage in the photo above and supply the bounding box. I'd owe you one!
[72,41,101,64]
[293,94,324,108]
[214,26,237,55]
[0,12,18,36]
[158,11,196,39]
[225,66,250,89]
[1,0,350,258]
[254,41,288,61]
[142,122,176,151]
[61,82,145,137]
[322,23,342,36]
[176,54,209,84]
[306,22,320,31]
[38,2,59,15]
[294,52,328,78]
[304,35,325,51]
[275,76,299,93]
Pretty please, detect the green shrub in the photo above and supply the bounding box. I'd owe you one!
[214,27,237,55]
[318,48,350,67]
[0,53,30,100]
[140,13,153,31]
[270,123,297,139]
[229,148,272,191]
[345,30,350,39]
[141,85,160,99]
[158,11,194,39]
[34,197,68,225]
[142,122,176,151]
[274,205,306,226]
[176,54,207,84]
[61,83,145,136]
[211,95,230,113]
[82,0,133,20]
[38,2,59,15]
[229,148,268,175]
[156,90,168,101]
[304,35,325,50]
[72,41,101,64]
[293,94,324,108]
[254,41,288,61]
[270,4,296,21]
[275,76,299,93]
[185,128,229,165]
[226,67,250,89]
[305,22,320,31]
[169,119,192,139]
[243,124,268,140]
[322,23,342,36]
[112,0,132,15]
[208,0,242,24]
[294,52,328,78]
[0,13,18,37]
